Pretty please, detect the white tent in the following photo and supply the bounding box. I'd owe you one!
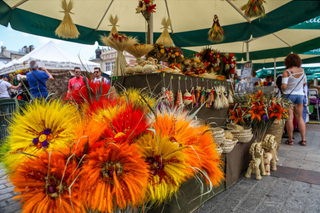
[0,62,5,69]
[0,41,100,75]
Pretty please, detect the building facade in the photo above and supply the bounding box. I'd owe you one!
[0,45,34,63]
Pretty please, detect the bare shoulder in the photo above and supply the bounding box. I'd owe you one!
[282,70,289,77]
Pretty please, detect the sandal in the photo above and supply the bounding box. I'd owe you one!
[299,141,307,146]
[285,140,294,145]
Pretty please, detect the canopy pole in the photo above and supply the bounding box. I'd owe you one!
[164,0,174,34]
[226,0,251,23]
[274,58,277,80]
[149,13,154,44]
[11,0,28,9]
[95,0,115,31]
[246,42,249,61]
[272,33,291,47]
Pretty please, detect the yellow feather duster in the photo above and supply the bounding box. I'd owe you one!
[120,88,156,111]
[137,134,187,205]
[3,100,79,173]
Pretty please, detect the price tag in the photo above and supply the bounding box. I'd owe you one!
[214,81,216,84]
[171,76,173,79]
[116,77,118,80]
[163,73,165,77]
[202,78,204,82]
[179,76,181,80]
[185,77,187,80]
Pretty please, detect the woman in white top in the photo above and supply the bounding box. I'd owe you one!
[281,54,307,146]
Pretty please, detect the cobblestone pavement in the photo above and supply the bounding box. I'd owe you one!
[197,176,320,213]
[0,125,319,213]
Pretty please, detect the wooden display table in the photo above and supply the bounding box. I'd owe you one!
[113,73,252,212]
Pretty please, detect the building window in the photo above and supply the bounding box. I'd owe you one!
[105,61,115,72]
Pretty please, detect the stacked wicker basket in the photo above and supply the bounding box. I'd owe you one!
[226,123,253,143]
[212,127,238,154]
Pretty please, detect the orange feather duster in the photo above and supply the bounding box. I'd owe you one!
[10,150,84,213]
[80,143,149,212]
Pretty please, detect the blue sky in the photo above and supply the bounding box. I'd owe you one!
[0,24,99,60]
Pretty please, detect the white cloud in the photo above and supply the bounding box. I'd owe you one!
[35,35,63,44]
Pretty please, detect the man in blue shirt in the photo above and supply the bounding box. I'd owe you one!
[26,60,54,99]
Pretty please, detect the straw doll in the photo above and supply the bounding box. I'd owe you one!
[208,15,224,43]
[156,18,174,47]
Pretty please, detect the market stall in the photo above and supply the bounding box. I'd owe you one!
[0,1,305,212]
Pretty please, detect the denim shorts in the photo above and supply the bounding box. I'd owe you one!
[283,94,304,104]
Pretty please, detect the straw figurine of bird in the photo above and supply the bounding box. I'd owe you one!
[109,15,119,35]
[55,0,80,39]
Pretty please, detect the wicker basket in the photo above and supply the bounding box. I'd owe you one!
[228,127,252,135]
[233,133,253,143]
[214,136,224,145]
[222,145,235,153]
[267,120,285,152]
[222,138,238,147]
[212,127,224,135]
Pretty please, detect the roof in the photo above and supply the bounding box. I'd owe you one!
[90,58,102,62]
[0,53,10,59]
[6,50,26,56]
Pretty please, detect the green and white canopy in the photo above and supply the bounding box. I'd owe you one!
[1,0,320,48]
[183,13,320,62]
[256,63,320,78]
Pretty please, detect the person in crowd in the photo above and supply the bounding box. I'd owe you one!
[281,53,307,146]
[68,67,84,94]
[0,74,21,99]
[93,67,109,84]
[27,61,54,99]
[264,76,272,86]
[303,84,309,123]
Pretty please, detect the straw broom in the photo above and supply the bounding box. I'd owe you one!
[156,18,174,47]
[100,34,138,76]
[55,0,80,39]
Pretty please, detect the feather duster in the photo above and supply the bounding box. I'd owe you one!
[10,150,84,213]
[3,100,79,173]
[55,0,80,39]
[109,15,119,35]
[101,103,150,145]
[64,80,112,107]
[196,124,225,186]
[156,18,174,47]
[120,88,156,111]
[80,143,149,212]
[137,134,186,205]
[151,110,203,179]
